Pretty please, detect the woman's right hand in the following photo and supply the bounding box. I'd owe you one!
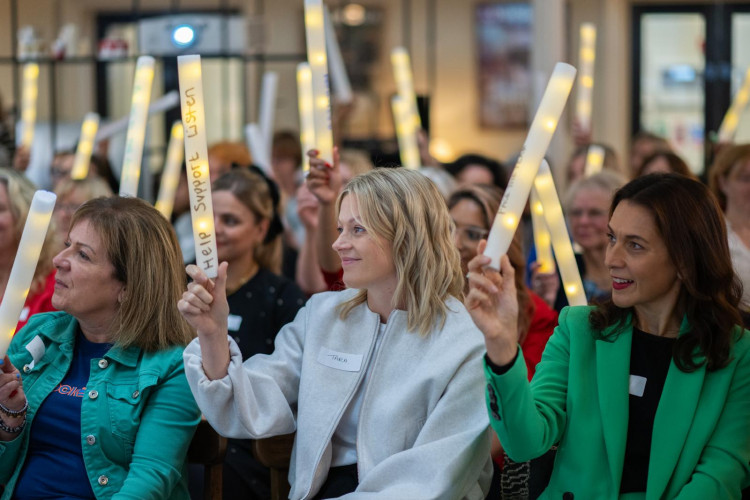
[306,147,342,205]
[465,241,520,366]
[178,262,230,338]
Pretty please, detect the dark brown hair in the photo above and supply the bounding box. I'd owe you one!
[589,173,743,372]
[636,151,696,180]
[448,184,533,341]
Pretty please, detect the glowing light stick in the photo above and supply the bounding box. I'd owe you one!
[304,0,334,163]
[530,188,555,274]
[20,63,39,149]
[259,71,278,153]
[119,56,155,197]
[96,91,179,141]
[534,160,586,306]
[297,62,316,174]
[0,191,56,357]
[324,5,353,104]
[484,62,577,270]
[575,23,596,133]
[391,47,421,130]
[178,54,219,279]
[391,96,420,169]
[154,121,185,220]
[70,113,100,180]
[584,144,605,177]
[718,67,750,143]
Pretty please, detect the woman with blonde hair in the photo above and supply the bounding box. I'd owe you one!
[210,167,306,499]
[180,167,492,499]
[0,168,58,331]
[0,196,200,499]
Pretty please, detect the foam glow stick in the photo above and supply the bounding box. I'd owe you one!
[96,91,179,142]
[259,71,278,153]
[0,191,56,357]
[154,121,185,220]
[20,63,39,149]
[483,62,577,270]
[297,62,316,174]
[391,96,420,169]
[530,188,555,274]
[246,123,271,175]
[584,144,605,177]
[575,23,596,133]
[324,5,353,104]
[178,54,219,279]
[70,113,100,180]
[304,0,334,163]
[391,47,421,130]
[119,56,155,197]
[534,160,586,306]
[718,67,750,143]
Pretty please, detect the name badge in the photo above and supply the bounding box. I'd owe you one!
[629,375,647,397]
[227,314,243,332]
[317,347,363,372]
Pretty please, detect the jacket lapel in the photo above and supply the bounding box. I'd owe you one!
[646,318,706,499]
[596,323,632,491]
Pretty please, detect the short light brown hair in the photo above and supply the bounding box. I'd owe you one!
[708,144,750,210]
[337,168,464,336]
[70,196,194,351]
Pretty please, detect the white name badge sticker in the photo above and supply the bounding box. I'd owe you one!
[227,314,243,332]
[317,347,363,372]
[629,375,647,397]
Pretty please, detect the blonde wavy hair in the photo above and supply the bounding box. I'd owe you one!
[0,168,58,295]
[336,168,464,336]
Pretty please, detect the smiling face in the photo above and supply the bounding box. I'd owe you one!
[332,195,397,293]
[213,190,268,266]
[52,219,125,326]
[605,200,681,317]
[449,198,489,275]
[568,187,611,252]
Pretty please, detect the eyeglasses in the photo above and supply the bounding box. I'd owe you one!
[454,225,489,243]
[568,208,607,220]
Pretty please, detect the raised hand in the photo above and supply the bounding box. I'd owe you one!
[179,262,229,338]
[0,355,27,440]
[465,240,520,366]
[306,147,342,205]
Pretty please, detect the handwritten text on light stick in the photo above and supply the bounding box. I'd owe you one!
[178,54,219,279]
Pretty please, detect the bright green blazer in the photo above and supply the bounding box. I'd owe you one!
[485,306,750,499]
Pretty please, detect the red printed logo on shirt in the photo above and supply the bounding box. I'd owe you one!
[54,385,86,397]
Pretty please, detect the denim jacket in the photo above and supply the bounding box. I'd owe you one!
[0,312,200,500]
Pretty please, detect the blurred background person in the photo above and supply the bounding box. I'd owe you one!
[635,150,696,179]
[709,144,750,326]
[629,131,671,179]
[444,153,508,190]
[53,176,113,245]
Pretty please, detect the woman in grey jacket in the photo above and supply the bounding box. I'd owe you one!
[179,167,492,499]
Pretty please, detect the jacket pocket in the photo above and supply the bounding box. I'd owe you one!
[106,374,159,446]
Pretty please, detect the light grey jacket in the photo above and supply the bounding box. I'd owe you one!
[184,289,492,500]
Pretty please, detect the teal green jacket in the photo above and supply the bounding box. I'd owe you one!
[0,312,201,500]
[485,306,750,499]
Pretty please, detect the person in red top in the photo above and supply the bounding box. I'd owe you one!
[448,184,558,498]
[0,168,58,332]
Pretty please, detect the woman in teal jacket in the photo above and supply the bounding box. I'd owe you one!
[0,196,200,499]
[466,173,750,498]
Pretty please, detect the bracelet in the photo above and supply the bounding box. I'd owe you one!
[0,415,26,434]
[0,399,28,418]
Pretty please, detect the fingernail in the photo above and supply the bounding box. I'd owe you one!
[0,359,4,365]
[16,373,21,379]
[312,149,319,155]
[324,162,332,169]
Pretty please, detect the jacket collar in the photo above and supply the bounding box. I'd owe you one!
[596,313,702,498]
[32,312,140,367]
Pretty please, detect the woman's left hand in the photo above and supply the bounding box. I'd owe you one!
[0,355,26,439]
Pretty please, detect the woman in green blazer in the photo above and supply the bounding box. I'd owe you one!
[466,173,750,499]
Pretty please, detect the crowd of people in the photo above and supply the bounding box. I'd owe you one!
[0,82,749,500]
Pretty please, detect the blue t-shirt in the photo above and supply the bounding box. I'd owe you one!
[14,330,112,500]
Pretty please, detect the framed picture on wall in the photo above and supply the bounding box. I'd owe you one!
[476,2,533,128]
